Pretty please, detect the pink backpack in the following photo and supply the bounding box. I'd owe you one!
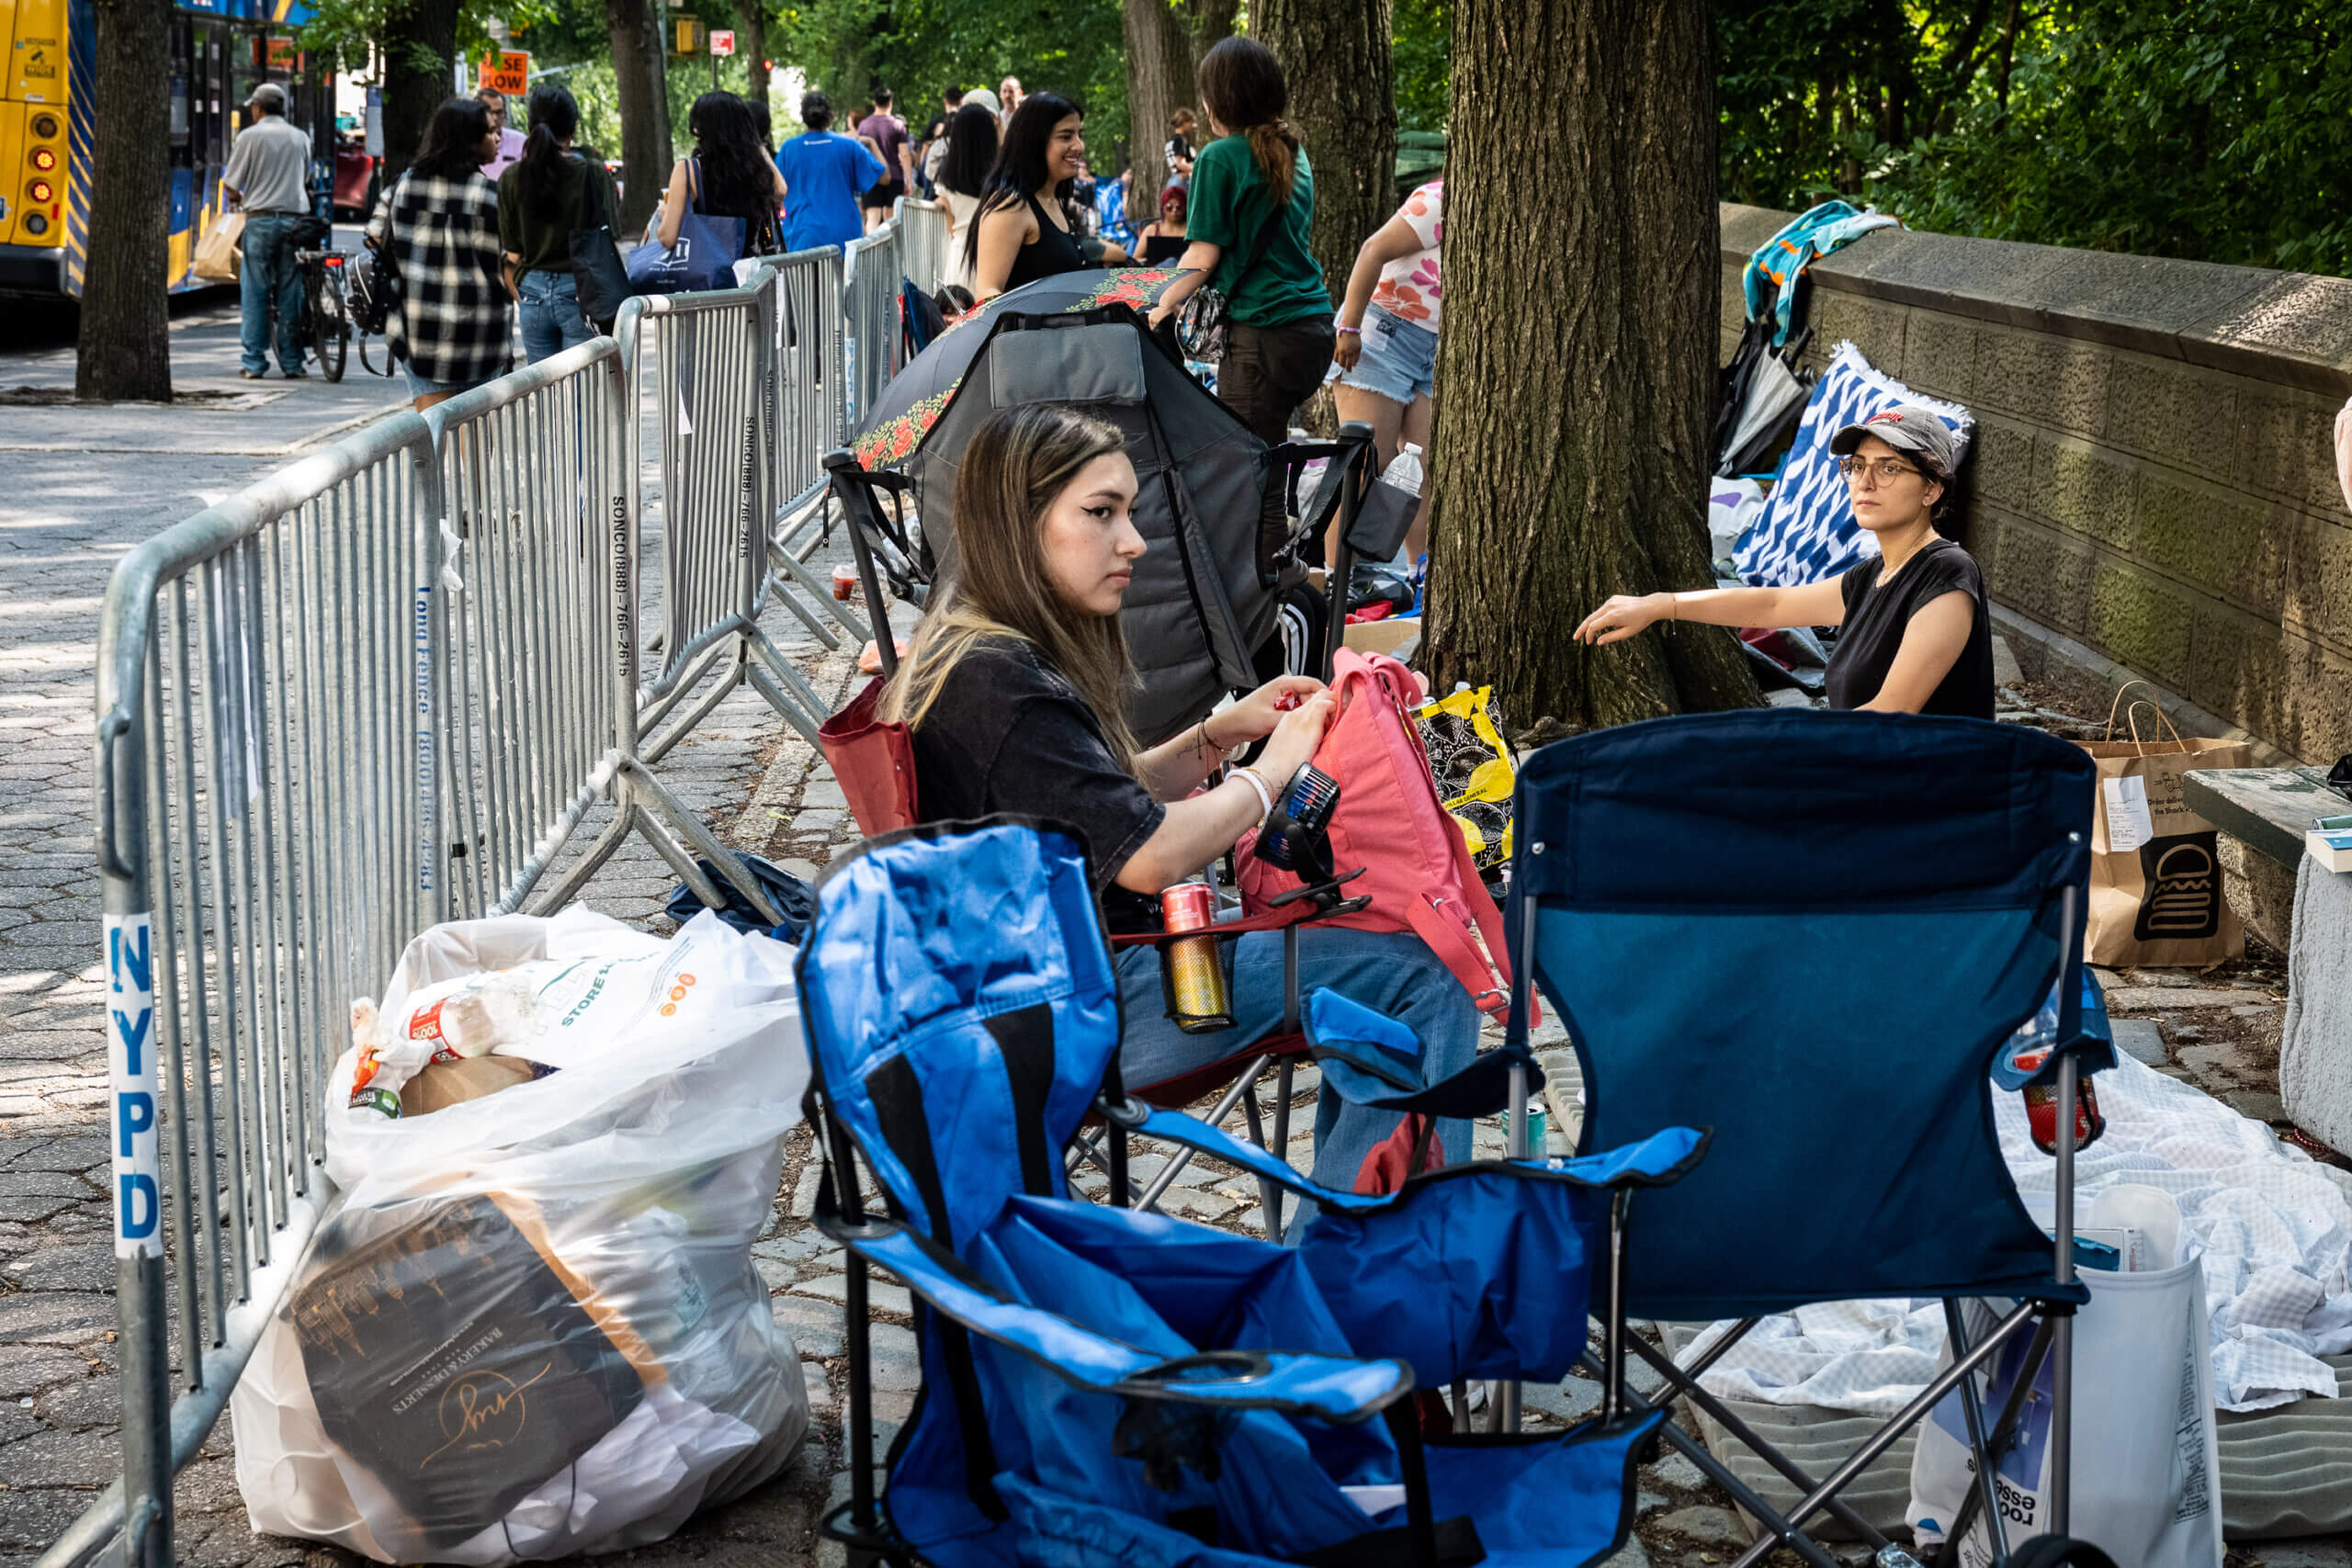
[1238,649,1522,1021]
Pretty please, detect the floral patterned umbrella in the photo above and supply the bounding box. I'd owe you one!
[851,267,1188,468]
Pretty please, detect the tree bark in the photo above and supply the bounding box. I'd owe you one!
[1422,0,1758,730]
[1256,0,1395,302]
[74,0,172,400]
[1189,0,1237,52]
[1123,0,1195,207]
[607,0,673,234]
[379,0,462,187]
[734,0,770,114]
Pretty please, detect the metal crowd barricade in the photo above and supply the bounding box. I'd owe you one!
[617,277,832,757]
[424,339,765,920]
[842,215,905,432]
[73,416,446,1568]
[751,247,873,649]
[898,196,952,296]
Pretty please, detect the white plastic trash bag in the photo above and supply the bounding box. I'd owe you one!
[232,908,811,1564]
[1908,1185,2222,1568]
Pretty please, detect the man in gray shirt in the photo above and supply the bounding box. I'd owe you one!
[220,82,314,378]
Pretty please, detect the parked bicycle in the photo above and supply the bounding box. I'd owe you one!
[292,243,351,383]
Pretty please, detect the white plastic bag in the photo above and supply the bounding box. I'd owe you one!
[232,908,811,1564]
[1708,477,1767,564]
[1907,1185,2223,1568]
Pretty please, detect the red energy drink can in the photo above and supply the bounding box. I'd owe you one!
[1161,883,1233,1033]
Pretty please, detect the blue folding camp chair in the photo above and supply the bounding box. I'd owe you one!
[1498,709,2118,1568]
[797,815,1707,1567]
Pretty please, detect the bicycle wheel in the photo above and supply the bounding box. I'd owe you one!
[312,267,349,382]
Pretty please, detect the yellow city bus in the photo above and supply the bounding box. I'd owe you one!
[0,0,330,296]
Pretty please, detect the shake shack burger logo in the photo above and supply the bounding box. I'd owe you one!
[2135,832,2222,942]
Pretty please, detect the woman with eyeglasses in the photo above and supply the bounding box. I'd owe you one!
[1574,406,1995,717]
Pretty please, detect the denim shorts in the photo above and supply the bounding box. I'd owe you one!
[1327,302,1437,406]
[401,364,482,400]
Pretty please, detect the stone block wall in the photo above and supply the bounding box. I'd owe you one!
[1721,203,2352,764]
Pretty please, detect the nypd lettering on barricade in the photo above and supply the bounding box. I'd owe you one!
[107,913,162,1259]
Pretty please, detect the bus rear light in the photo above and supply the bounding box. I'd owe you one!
[30,149,56,172]
[24,213,48,236]
[27,179,53,204]
[29,113,60,140]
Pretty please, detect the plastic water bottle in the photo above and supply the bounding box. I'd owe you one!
[1382,443,1424,497]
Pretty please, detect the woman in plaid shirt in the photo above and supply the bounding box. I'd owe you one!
[367,98,514,411]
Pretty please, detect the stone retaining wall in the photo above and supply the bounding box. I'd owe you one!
[1720,203,2352,765]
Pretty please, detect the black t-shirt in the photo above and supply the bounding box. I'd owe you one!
[906,637,1166,933]
[1823,538,1996,718]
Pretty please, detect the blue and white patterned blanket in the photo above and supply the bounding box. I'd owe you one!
[1732,342,1974,588]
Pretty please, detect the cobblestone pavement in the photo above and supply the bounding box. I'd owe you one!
[4,306,2349,1567]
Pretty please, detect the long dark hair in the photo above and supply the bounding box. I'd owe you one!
[412,97,492,182]
[881,404,1136,765]
[513,83,582,218]
[686,90,774,222]
[937,103,999,199]
[1197,37,1299,207]
[963,91,1080,272]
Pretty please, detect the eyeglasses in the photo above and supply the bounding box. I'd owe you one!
[1837,456,1919,484]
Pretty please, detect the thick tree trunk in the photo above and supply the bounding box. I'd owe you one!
[607,0,673,234]
[734,0,770,115]
[1256,0,1394,303]
[1422,0,1758,730]
[1123,0,1194,209]
[379,0,462,187]
[74,0,172,400]
[1190,0,1238,52]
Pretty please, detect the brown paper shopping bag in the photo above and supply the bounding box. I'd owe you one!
[192,210,244,284]
[2077,683,2251,966]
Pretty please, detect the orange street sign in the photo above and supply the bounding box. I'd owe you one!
[478,51,528,95]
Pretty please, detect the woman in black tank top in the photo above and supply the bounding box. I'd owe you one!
[1570,405,1995,718]
[966,92,1092,298]
[1136,180,1189,265]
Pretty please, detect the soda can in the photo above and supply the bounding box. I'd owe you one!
[349,1087,401,1119]
[1161,883,1233,1033]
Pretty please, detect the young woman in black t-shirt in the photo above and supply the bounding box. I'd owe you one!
[882,403,1482,1225]
[1574,406,1996,718]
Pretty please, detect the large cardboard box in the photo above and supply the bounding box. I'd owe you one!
[1343,615,1421,659]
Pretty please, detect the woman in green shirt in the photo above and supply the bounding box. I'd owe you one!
[1149,37,1334,581]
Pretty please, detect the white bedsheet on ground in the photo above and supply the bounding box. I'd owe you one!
[1681,1051,2352,1414]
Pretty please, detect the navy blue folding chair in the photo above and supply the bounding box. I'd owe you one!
[797,816,1705,1567]
[1499,709,2117,1568]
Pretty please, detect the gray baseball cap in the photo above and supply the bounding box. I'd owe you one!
[1829,405,1958,479]
[244,82,288,112]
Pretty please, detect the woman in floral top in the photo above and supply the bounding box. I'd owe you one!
[1328,178,1442,561]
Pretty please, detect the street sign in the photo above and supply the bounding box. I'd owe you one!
[478,50,529,95]
[708,28,734,55]
[673,17,701,51]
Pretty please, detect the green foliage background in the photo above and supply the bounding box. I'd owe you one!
[1716,0,2352,276]
[311,0,2351,276]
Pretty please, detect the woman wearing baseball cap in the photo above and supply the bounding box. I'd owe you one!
[1574,405,1995,717]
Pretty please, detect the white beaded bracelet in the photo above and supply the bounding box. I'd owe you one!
[1231,765,1274,818]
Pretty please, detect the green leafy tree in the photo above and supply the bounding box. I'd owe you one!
[1717,0,2352,276]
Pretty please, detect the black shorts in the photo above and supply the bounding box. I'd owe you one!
[862,180,907,210]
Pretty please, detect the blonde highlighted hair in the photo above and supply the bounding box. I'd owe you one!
[879,404,1140,768]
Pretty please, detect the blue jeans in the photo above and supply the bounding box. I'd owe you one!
[516,268,594,365]
[238,214,305,375]
[1114,927,1480,1234]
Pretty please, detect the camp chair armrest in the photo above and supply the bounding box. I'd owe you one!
[1544,1126,1712,1190]
[828,1216,1412,1425]
[1102,889,1373,951]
